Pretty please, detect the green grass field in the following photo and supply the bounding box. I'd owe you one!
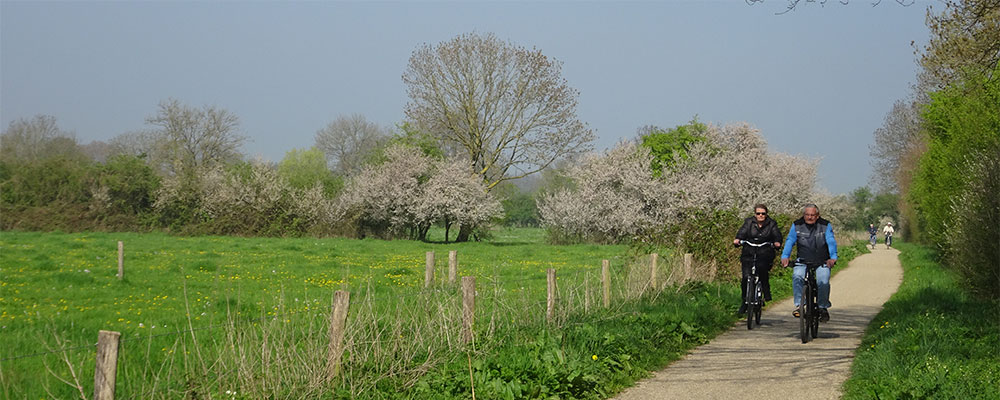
[842,242,1000,399]
[0,229,873,399]
[1,228,639,398]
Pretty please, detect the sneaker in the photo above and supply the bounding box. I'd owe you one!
[792,309,800,318]
[738,303,748,314]
[820,309,830,322]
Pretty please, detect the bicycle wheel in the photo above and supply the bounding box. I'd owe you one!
[746,279,754,330]
[754,281,763,325]
[799,289,809,343]
[809,288,819,339]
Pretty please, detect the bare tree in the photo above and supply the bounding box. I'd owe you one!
[919,0,1000,88]
[146,99,246,176]
[0,115,84,162]
[746,0,914,14]
[869,98,926,193]
[314,114,389,176]
[402,32,596,191]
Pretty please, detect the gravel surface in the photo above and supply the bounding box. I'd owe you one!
[613,247,903,400]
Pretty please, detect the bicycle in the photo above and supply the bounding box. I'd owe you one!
[885,233,893,248]
[796,260,822,343]
[738,240,771,330]
[869,233,877,249]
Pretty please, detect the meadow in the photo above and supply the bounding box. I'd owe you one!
[0,228,647,398]
[0,228,872,399]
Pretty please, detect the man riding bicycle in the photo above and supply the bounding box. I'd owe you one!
[867,223,878,247]
[781,204,838,322]
[883,222,895,247]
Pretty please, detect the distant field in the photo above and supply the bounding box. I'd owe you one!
[0,228,630,398]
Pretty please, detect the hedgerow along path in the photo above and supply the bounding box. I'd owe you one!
[614,247,903,400]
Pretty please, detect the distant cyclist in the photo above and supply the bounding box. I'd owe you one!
[883,222,895,247]
[867,223,878,248]
[781,204,838,322]
[733,203,783,314]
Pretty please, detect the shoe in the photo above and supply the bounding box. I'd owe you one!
[738,303,748,314]
[792,309,800,318]
[820,309,830,322]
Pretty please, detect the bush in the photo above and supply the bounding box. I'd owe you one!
[92,154,161,217]
[910,67,1000,245]
[944,149,1000,299]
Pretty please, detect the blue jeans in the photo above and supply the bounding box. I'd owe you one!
[793,263,831,309]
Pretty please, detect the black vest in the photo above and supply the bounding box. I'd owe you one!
[793,217,831,263]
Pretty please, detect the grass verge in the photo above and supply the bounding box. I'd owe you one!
[842,242,1000,399]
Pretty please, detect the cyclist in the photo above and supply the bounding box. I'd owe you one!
[781,204,838,322]
[867,223,878,248]
[883,222,895,247]
[733,204,783,314]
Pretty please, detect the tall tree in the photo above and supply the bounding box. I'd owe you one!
[869,98,925,193]
[919,0,1000,88]
[402,32,595,191]
[314,114,389,176]
[146,99,246,177]
[0,115,85,162]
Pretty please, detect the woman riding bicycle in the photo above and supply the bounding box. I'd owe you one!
[733,204,783,314]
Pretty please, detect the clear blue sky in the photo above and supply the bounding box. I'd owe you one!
[1,1,929,194]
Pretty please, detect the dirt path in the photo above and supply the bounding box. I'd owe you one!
[613,247,903,400]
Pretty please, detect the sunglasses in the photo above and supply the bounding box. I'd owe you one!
[755,212,767,215]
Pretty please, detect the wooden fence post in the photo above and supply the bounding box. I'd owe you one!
[117,241,124,280]
[448,250,458,285]
[425,251,435,288]
[602,259,610,308]
[546,269,556,323]
[93,330,121,400]
[461,276,475,344]
[326,290,351,382]
[649,253,658,290]
[683,253,693,283]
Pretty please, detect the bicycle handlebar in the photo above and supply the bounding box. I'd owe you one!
[737,240,775,248]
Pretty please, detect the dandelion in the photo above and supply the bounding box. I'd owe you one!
[592,355,598,361]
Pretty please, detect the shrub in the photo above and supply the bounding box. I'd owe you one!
[944,149,1000,299]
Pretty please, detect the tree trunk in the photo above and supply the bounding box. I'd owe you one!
[444,220,452,243]
[455,224,472,243]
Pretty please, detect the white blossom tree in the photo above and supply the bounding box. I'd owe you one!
[539,122,819,243]
[663,123,817,216]
[538,143,666,243]
[415,158,503,242]
[338,144,432,239]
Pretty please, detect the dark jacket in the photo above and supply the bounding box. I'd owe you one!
[735,216,783,264]
[781,216,838,264]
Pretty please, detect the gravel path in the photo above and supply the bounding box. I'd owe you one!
[613,247,903,400]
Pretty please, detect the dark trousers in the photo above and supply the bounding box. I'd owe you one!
[741,260,772,302]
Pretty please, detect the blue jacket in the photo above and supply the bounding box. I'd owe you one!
[781,217,838,264]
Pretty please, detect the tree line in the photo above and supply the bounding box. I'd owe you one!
[3,28,916,274]
[868,0,999,299]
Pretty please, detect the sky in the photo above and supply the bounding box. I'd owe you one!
[1,1,931,195]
